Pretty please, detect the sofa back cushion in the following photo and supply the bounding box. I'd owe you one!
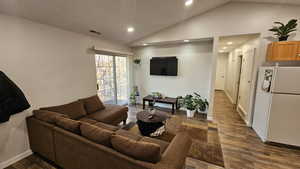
[80,123,114,147]
[33,110,68,124]
[79,95,105,114]
[111,134,161,163]
[55,116,81,134]
[41,101,87,120]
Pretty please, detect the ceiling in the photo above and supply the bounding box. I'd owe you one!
[0,0,299,45]
[219,34,260,53]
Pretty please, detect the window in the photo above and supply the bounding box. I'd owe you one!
[95,54,128,105]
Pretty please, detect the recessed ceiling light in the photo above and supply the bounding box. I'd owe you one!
[184,40,190,42]
[185,0,193,6]
[127,27,135,33]
[227,42,233,45]
[219,50,224,53]
[223,47,228,49]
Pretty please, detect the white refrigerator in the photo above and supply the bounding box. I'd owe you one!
[253,66,300,146]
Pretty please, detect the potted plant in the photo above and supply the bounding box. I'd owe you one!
[269,19,298,41]
[194,92,209,113]
[179,94,197,118]
[133,58,141,64]
[129,93,136,105]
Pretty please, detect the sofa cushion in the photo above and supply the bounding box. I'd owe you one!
[111,134,161,163]
[140,137,169,154]
[115,129,142,141]
[93,122,120,131]
[41,101,87,120]
[80,123,114,147]
[33,110,68,124]
[79,95,105,114]
[87,104,128,124]
[78,117,98,125]
[55,116,81,134]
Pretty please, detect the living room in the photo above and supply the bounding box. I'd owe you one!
[1,1,300,169]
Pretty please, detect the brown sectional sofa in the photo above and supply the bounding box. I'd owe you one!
[26,95,192,169]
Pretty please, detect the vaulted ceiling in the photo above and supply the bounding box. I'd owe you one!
[0,0,299,44]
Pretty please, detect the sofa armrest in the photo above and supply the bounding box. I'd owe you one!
[154,132,192,169]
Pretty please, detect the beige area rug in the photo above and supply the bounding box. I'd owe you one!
[127,115,225,167]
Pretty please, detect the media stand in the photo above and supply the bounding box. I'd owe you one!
[142,95,180,114]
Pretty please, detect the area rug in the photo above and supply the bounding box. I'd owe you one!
[127,115,225,167]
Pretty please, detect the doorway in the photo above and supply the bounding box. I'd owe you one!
[214,33,260,124]
[95,54,129,105]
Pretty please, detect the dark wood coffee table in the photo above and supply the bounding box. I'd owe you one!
[136,110,170,136]
[142,95,180,114]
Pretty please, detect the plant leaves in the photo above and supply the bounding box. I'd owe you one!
[274,22,284,27]
[269,19,298,37]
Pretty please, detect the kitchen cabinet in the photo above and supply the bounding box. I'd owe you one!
[267,41,300,61]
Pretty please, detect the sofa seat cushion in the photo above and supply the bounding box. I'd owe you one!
[115,129,142,141]
[111,134,161,163]
[55,116,81,134]
[78,117,98,125]
[93,122,120,131]
[80,123,114,147]
[79,95,105,114]
[87,104,128,124]
[33,110,68,124]
[41,101,87,120]
[140,137,169,154]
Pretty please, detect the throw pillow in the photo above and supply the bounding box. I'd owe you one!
[41,101,87,120]
[55,116,81,134]
[79,95,105,114]
[33,110,68,124]
[80,123,114,147]
[111,134,161,163]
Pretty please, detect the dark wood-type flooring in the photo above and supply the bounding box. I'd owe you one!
[6,91,300,169]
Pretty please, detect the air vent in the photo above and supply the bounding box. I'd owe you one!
[89,30,102,36]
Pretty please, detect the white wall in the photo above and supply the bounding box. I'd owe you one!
[133,41,213,106]
[0,14,130,168]
[215,53,228,90]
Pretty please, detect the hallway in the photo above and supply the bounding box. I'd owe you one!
[213,91,300,169]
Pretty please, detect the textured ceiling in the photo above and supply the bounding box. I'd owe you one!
[0,0,299,44]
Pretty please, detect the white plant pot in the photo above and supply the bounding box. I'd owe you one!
[186,110,195,118]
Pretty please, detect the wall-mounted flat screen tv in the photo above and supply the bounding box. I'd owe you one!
[150,57,178,76]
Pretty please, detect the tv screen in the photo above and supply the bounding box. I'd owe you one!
[150,57,178,76]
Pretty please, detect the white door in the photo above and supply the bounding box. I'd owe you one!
[237,48,255,114]
[215,54,228,90]
[95,54,129,105]
[272,67,300,94]
[268,94,300,146]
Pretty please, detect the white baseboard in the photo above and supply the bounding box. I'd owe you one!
[224,91,234,104]
[0,149,32,169]
[237,105,251,126]
[207,115,213,121]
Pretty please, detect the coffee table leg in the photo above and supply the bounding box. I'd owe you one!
[143,100,145,109]
[172,104,175,114]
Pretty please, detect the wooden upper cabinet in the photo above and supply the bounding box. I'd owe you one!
[267,41,300,61]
